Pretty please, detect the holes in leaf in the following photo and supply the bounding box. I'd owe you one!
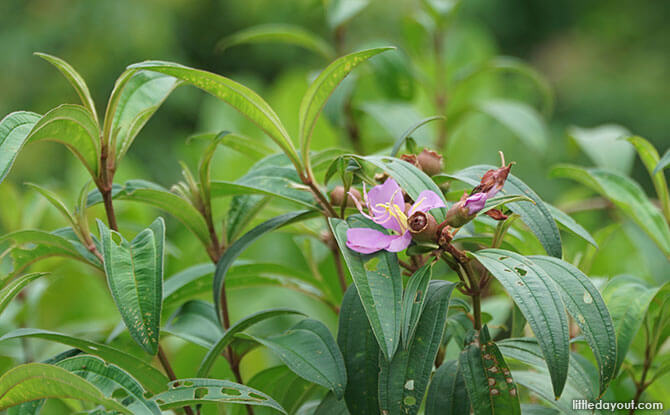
[248,392,266,401]
[221,388,242,396]
[514,267,527,276]
[194,387,208,399]
[498,256,508,260]
[182,380,194,387]
[112,388,128,401]
[143,391,154,399]
[111,231,123,245]
[155,399,165,405]
[403,396,417,406]
[413,290,423,303]
[170,381,181,388]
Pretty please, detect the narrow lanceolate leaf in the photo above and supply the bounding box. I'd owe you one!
[443,165,562,257]
[98,218,165,355]
[240,319,347,399]
[459,329,521,415]
[26,104,101,177]
[567,125,634,174]
[601,275,667,377]
[627,136,670,221]
[654,148,670,175]
[546,204,597,247]
[327,0,370,28]
[390,115,445,157]
[0,328,168,394]
[0,363,130,413]
[34,53,98,124]
[164,300,223,348]
[329,216,403,360]
[378,281,456,415]
[153,378,286,414]
[476,99,548,153]
[197,308,306,377]
[57,355,161,415]
[127,60,302,173]
[425,360,470,415]
[213,210,316,324]
[188,131,274,160]
[314,392,350,415]
[338,285,381,415]
[401,263,432,349]
[0,273,47,317]
[110,71,180,160]
[0,111,41,183]
[299,47,393,169]
[472,249,569,397]
[550,164,670,257]
[358,156,447,222]
[25,183,78,228]
[529,256,617,394]
[218,24,335,59]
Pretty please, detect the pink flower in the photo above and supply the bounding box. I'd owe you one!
[345,178,445,254]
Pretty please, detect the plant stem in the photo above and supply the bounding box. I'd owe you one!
[332,244,347,293]
[158,346,194,415]
[629,323,654,414]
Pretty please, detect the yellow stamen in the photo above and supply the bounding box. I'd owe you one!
[373,189,409,233]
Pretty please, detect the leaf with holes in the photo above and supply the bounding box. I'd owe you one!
[401,263,432,349]
[0,363,130,413]
[153,379,286,414]
[529,256,617,394]
[425,360,470,415]
[471,249,569,397]
[56,355,160,415]
[378,281,456,415]
[239,319,347,399]
[329,216,403,360]
[0,328,168,393]
[98,217,165,355]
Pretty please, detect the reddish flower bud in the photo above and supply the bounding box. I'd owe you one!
[417,148,443,176]
[408,211,438,242]
[400,153,420,167]
[472,163,512,197]
[329,186,361,207]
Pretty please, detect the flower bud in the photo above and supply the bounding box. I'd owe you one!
[408,211,438,242]
[443,192,487,227]
[473,163,512,196]
[329,186,361,207]
[417,149,443,176]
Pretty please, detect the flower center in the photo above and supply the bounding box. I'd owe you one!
[374,189,409,234]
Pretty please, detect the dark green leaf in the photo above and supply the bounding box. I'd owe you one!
[218,24,335,59]
[401,263,432,349]
[329,216,403,360]
[98,218,165,355]
[314,392,350,415]
[164,300,222,348]
[0,111,41,183]
[471,249,569,397]
[425,360,470,415]
[545,204,597,247]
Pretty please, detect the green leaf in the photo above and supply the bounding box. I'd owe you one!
[545,204,597,247]
[26,104,101,177]
[529,256,617,394]
[378,281,456,415]
[188,131,274,160]
[329,216,403,360]
[0,328,168,394]
[390,115,445,157]
[442,165,562,257]
[25,183,78,229]
[164,300,223,348]
[0,111,41,183]
[213,210,316,324]
[110,71,179,161]
[152,378,286,413]
[56,355,161,415]
[314,392,350,415]
[360,102,434,148]
[299,47,393,171]
[653,148,670,175]
[88,180,211,247]
[127,60,302,173]
[34,53,98,125]
[459,329,521,415]
[601,275,666,378]
[513,371,602,415]
[217,24,335,59]
[326,0,370,28]
[425,360,470,415]
[471,249,569,397]
[627,136,670,222]
[240,318,347,399]
[357,155,447,222]
[476,99,548,153]
[337,285,380,415]
[196,308,305,377]
[550,164,670,257]
[401,263,432,349]
[0,273,47,317]
[98,218,165,355]
[0,363,130,413]
[568,125,633,174]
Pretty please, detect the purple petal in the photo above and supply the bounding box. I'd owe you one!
[409,190,446,215]
[485,185,502,199]
[367,178,404,211]
[464,193,487,215]
[346,228,395,254]
[386,231,412,252]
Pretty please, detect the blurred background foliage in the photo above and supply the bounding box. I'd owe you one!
[0,0,668,411]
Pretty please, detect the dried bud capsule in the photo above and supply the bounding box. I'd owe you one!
[408,211,438,242]
[473,163,512,196]
[485,208,508,221]
[417,149,443,176]
[400,153,420,167]
[329,186,361,207]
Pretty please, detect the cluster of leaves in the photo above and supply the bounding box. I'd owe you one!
[0,1,668,414]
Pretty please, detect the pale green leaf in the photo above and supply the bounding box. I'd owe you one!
[218,24,335,59]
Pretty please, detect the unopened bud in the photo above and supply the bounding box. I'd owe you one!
[408,211,438,242]
[443,192,487,227]
[473,163,512,196]
[417,149,443,176]
[329,186,361,207]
